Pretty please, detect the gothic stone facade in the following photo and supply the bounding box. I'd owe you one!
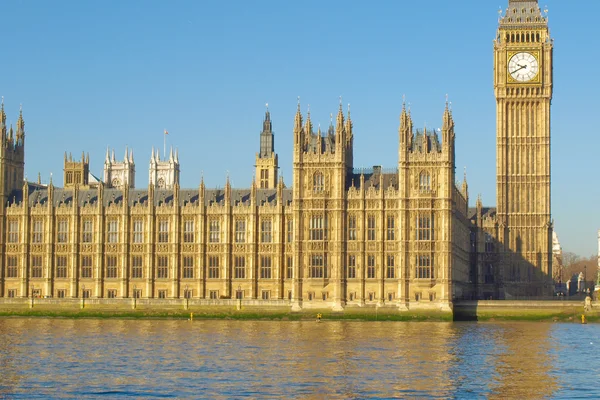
[0,0,553,307]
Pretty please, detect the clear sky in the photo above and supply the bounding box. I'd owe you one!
[1,0,598,257]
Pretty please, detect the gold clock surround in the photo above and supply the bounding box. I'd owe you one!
[506,50,541,84]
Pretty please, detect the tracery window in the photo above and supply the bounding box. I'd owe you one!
[157,256,168,279]
[416,255,432,279]
[417,214,432,241]
[32,220,44,243]
[313,171,324,192]
[82,220,93,243]
[56,256,68,278]
[309,215,325,241]
[158,220,169,243]
[235,219,246,243]
[183,220,195,243]
[57,220,68,243]
[261,219,272,243]
[348,215,357,241]
[131,256,143,279]
[419,171,431,192]
[81,255,93,278]
[260,256,272,279]
[107,220,119,243]
[7,220,19,243]
[208,256,219,279]
[6,256,17,278]
[209,220,220,243]
[31,256,43,278]
[183,256,194,279]
[367,215,376,241]
[132,220,143,243]
[386,255,395,279]
[386,216,395,241]
[106,256,117,278]
[234,256,246,279]
[309,254,326,278]
[347,255,356,279]
[367,255,376,279]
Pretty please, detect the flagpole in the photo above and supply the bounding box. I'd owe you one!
[163,130,166,160]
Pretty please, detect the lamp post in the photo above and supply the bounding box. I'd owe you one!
[185,284,189,310]
[81,284,86,309]
[584,265,587,293]
[133,284,137,310]
[237,285,242,310]
[30,284,34,309]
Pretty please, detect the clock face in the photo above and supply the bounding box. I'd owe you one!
[508,52,539,82]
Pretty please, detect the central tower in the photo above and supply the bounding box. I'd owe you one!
[494,0,553,295]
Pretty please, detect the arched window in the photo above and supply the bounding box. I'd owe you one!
[419,171,431,192]
[313,171,324,192]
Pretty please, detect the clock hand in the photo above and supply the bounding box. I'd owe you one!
[510,65,527,74]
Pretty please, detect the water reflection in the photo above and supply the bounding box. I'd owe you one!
[0,318,597,398]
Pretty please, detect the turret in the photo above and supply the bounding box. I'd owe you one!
[293,98,304,160]
[16,106,25,146]
[255,104,279,189]
[399,98,413,152]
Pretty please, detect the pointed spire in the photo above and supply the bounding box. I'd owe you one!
[105,147,111,163]
[16,104,24,143]
[305,104,312,135]
[111,149,115,162]
[345,103,353,138]
[169,146,174,161]
[129,149,134,163]
[263,102,272,132]
[462,166,469,196]
[175,148,179,163]
[294,96,303,132]
[124,146,129,163]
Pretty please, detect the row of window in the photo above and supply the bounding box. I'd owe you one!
[5,254,432,280]
[7,214,435,244]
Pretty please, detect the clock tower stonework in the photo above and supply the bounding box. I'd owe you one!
[494,0,553,295]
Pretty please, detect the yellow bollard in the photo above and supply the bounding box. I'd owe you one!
[582,314,587,324]
[190,312,193,321]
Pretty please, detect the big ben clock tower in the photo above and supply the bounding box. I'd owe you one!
[494,0,553,295]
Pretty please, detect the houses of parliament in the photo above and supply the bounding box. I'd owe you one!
[0,0,554,310]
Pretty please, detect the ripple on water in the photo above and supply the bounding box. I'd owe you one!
[0,319,600,399]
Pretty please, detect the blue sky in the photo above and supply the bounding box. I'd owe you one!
[1,0,598,257]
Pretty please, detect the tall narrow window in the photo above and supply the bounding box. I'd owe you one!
[386,216,395,241]
[31,256,43,278]
[208,256,219,278]
[7,220,19,243]
[348,255,356,279]
[183,220,195,243]
[131,255,143,278]
[209,220,220,243]
[417,215,432,241]
[6,256,17,278]
[132,220,143,243]
[82,219,93,243]
[386,255,395,279]
[261,219,272,243]
[419,171,431,192]
[309,215,325,241]
[32,220,44,243]
[485,233,494,253]
[56,256,68,278]
[367,216,376,241]
[348,215,357,241]
[157,256,168,279]
[260,256,272,279]
[260,169,269,188]
[234,256,246,279]
[57,220,68,243]
[286,256,293,279]
[235,219,246,243]
[183,256,194,279]
[417,255,432,279]
[286,219,293,243]
[106,256,117,278]
[81,255,93,278]
[313,171,324,192]
[107,220,119,243]
[158,220,169,243]
[367,255,376,279]
[309,254,326,278]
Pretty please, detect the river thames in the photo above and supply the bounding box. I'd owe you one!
[0,318,598,399]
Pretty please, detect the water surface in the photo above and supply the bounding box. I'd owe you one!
[0,319,598,398]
